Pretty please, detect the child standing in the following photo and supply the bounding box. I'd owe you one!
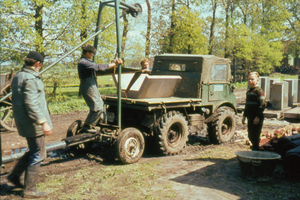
[242,72,266,151]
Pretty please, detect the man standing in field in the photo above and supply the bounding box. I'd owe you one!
[78,44,122,132]
[8,51,53,198]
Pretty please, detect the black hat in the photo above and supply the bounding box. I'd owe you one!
[26,51,44,62]
[82,44,96,53]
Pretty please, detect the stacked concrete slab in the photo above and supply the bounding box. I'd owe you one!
[270,78,281,88]
[284,79,298,107]
[270,81,289,110]
[113,73,182,98]
[298,80,300,103]
[259,77,271,101]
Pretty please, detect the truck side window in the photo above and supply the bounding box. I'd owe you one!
[210,64,227,81]
[169,63,186,71]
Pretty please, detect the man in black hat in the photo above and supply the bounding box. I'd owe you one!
[8,51,53,198]
[78,44,122,132]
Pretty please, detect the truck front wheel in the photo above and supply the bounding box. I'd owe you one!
[207,106,236,144]
[116,128,145,164]
[157,111,188,155]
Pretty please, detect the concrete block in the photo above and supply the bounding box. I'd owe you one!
[113,73,182,99]
[259,77,270,101]
[283,107,300,119]
[270,82,288,110]
[284,79,298,106]
[298,80,300,103]
[270,78,280,88]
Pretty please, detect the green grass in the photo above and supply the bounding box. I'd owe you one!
[269,73,298,81]
[234,81,248,89]
[44,74,115,87]
[44,74,117,114]
[46,86,117,114]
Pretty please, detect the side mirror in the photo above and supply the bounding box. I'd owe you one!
[231,85,236,92]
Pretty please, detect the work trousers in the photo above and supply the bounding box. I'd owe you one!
[10,135,46,177]
[247,116,264,151]
[80,77,104,127]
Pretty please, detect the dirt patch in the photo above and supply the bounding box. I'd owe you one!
[1,89,300,199]
[0,110,88,154]
[1,142,300,200]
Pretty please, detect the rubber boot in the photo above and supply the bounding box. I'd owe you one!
[7,152,29,188]
[23,165,48,198]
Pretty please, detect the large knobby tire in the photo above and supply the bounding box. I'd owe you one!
[116,128,145,164]
[207,106,236,144]
[66,120,94,150]
[157,111,188,155]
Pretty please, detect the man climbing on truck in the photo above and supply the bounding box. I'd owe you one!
[78,44,123,133]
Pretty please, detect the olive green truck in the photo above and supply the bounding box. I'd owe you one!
[67,53,237,164]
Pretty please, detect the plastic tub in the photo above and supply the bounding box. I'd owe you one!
[235,151,281,177]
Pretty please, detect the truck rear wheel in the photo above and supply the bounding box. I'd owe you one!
[157,111,188,155]
[116,128,145,164]
[207,106,235,144]
[66,120,94,150]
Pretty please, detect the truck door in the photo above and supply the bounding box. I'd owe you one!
[208,64,228,101]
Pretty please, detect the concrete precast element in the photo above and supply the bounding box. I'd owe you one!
[284,79,298,106]
[270,82,289,110]
[259,77,270,101]
[113,73,182,98]
[298,80,300,103]
[270,78,281,88]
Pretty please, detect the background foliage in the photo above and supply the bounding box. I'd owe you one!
[1,0,300,74]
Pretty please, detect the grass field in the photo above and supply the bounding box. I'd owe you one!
[45,75,116,114]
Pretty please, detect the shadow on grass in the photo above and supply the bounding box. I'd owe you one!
[170,156,300,200]
[0,184,23,198]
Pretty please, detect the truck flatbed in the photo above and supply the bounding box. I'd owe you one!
[102,95,202,111]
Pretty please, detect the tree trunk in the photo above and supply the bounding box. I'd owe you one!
[145,0,151,58]
[168,0,176,53]
[80,0,87,41]
[121,14,129,56]
[208,0,217,55]
[224,0,231,58]
[34,4,44,55]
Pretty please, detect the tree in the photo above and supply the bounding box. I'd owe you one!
[0,0,118,67]
[145,0,151,58]
[158,5,207,54]
[283,0,300,67]
[207,0,218,55]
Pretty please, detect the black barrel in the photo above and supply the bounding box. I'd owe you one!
[275,134,300,158]
[283,146,300,179]
[0,133,2,166]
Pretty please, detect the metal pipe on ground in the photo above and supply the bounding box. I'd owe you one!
[2,133,98,164]
[2,141,67,164]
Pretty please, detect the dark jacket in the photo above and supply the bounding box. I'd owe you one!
[77,56,109,82]
[11,66,53,137]
[243,86,266,118]
[77,56,110,112]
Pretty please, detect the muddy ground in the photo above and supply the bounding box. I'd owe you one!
[1,89,300,199]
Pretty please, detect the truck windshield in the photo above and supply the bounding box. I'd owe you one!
[169,63,186,71]
[210,64,227,81]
